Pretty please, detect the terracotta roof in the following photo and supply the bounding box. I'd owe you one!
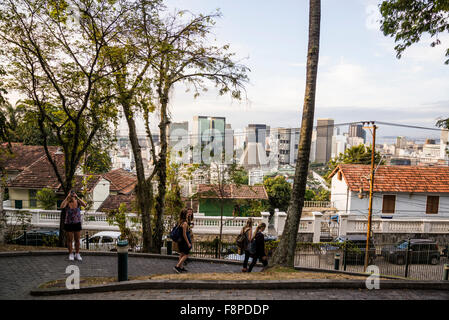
[7,151,102,193]
[0,143,58,172]
[97,194,137,213]
[197,184,268,200]
[7,152,65,190]
[103,168,137,194]
[329,164,449,193]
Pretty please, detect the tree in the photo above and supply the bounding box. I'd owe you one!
[197,162,247,257]
[146,9,249,253]
[270,0,321,268]
[36,188,57,210]
[263,176,292,213]
[325,144,384,180]
[380,0,449,64]
[103,0,162,253]
[0,0,126,246]
[436,118,449,129]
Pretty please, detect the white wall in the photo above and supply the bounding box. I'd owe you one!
[349,191,449,217]
[330,174,350,213]
[92,178,110,211]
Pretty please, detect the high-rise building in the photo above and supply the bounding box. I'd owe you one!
[192,116,226,163]
[269,127,300,166]
[241,124,270,168]
[315,118,334,164]
[168,121,189,163]
[348,123,366,143]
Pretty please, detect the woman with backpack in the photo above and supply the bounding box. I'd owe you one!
[247,222,268,272]
[239,218,253,272]
[173,209,192,273]
[183,207,194,267]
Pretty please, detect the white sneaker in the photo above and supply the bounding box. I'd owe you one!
[69,253,75,261]
[75,253,82,261]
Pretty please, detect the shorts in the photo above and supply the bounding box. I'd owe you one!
[64,223,82,232]
[178,241,191,255]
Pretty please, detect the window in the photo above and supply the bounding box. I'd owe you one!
[101,236,114,243]
[89,236,100,244]
[337,171,342,181]
[382,195,396,213]
[426,196,439,214]
[29,190,37,208]
[15,200,23,209]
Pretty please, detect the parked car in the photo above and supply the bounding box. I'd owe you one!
[323,235,376,265]
[381,239,440,265]
[81,231,122,251]
[8,230,59,246]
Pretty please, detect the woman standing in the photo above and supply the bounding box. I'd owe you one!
[240,218,253,272]
[174,209,191,273]
[61,190,87,261]
[247,222,268,272]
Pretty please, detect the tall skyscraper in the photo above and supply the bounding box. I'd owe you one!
[192,116,226,163]
[348,123,366,143]
[315,118,334,164]
[241,124,270,168]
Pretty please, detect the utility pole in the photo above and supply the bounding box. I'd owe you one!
[362,121,377,272]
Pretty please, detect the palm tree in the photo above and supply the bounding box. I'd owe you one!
[270,0,321,267]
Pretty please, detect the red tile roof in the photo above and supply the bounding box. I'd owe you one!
[97,193,137,213]
[7,151,102,193]
[329,164,449,193]
[7,152,65,190]
[103,168,137,194]
[0,143,58,172]
[197,184,268,200]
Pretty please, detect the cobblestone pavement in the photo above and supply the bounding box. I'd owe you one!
[0,254,260,300]
[1,254,448,301]
[37,288,449,300]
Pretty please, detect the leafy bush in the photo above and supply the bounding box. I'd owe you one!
[36,188,57,210]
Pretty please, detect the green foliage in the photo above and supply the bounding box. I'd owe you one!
[325,144,384,180]
[36,188,57,210]
[84,147,112,174]
[380,0,449,64]
[436,118,449,129]
[106,203,139,249]
[263,175,292,213]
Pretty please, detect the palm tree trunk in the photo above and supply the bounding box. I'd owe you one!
[270,0,321,268]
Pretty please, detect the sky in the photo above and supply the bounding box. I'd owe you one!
[141,0,449,141]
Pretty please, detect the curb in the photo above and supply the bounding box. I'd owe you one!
[30,279,449,296]
[0,250,250,266]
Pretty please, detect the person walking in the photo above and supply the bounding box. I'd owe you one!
[247,222,268,272]
[174,209,192,273]
[240,218,253,272]
[184,207,194,267]
[61,190,87,261]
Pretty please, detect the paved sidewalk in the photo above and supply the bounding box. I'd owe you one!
[0,253,258,300]
[37,288,449,300]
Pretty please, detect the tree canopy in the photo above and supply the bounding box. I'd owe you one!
[325,144,384,180]
[380,0,449,64]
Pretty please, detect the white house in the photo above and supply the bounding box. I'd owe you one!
[329,164,449,218]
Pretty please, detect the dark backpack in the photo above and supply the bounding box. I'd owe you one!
[170,224,182,242]
[236,231,247,249]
